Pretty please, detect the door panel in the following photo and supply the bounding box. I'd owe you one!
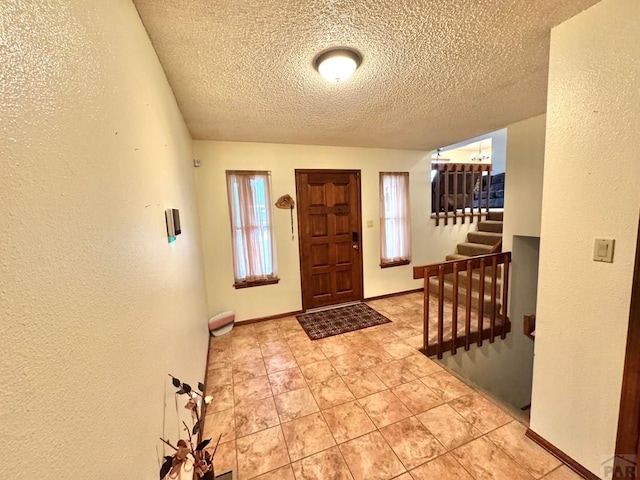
[296,170,363,310]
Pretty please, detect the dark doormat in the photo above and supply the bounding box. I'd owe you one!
[296,303,391,340]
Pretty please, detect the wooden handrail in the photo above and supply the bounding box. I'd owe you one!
[415,251,512,358]
[431,162,492,226]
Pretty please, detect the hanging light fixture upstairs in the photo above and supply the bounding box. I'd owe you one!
[314,48,362,83]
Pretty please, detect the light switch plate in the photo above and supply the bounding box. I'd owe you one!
[593,238,615,263]
[367,220,374,228]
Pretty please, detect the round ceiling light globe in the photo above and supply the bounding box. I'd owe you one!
[315,49,362,83]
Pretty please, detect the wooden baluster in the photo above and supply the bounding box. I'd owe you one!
[452,262,459,355]
[434,167,440,226]
[443,167,449,226]
[438,264,445,359]
[501,254,511,339]
[453,165,458,225]
[423,268,430,352]
[478,258,485,347]
[485,166,492,216]
[477,167,484,221]
[490,255,498,343]
[465,259,472,351]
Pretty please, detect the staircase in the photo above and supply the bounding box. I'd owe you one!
[414,212,511,358]
[447,210,504,261]
[429,211,504,308]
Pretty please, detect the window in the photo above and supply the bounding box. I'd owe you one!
[226,171,278,288]
[380,172,411,267]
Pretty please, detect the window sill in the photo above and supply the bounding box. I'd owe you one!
[380,260,411,269]
[233,278,280,289]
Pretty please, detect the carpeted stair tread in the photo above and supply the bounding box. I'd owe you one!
[487,211,504,222]
[457,242,494,256]
[467,231,503,246]
[477,220,503,233]
[428,277,502,317]
[446,253,471,261]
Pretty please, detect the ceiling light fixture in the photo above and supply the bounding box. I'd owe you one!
[314,48,362,83]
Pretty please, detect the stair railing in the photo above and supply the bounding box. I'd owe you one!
[431,162,492,226]
[413,251,511,359]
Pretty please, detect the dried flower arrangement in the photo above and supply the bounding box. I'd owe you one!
[159,375,221,480]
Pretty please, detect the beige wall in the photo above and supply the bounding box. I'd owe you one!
[195,140,478,320]
[503,114,546,251]
[1,2,209,478]
[530,0,640,475]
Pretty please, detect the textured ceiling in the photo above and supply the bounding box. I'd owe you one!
[133,0,599,151]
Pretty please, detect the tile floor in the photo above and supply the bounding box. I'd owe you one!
[203,293,581,480]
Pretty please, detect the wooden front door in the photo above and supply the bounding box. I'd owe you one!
[296,170,363,310]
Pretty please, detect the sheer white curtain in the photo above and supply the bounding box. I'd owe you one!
[226,171,278,284]
[380,172,411,264]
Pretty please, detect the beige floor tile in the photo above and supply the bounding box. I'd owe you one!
[488,421,562,478]
[236,426,290,480]
[252,465,296,480]
[541,466,584,480]
[321,400,376,443]
[421,370,473,401]
[410,453,474,480]
[339,431,406,480]
[318,337,352,358]
[381,341,419,359]
[268,367,307,395]
[264,352,297,374]
[300,360,339,385]
[391,380,444,414]
[404,335,424,349]
[391,326,422,340]
[329,353,368,376]
[309,376,356,410]
[234,375,273,405]
[357,346,395,367]
[260,340,290,358]
[342,369,388,399]
[232,347,263,364]
[274,387,320,423]
[380,416,446,470]
[450,393,513,434]
[416,403,481,450]
[233,358,267,383]
[399,354,443,377]
[452,436,535,480]
[253,320,279,333]
[208,349,233,369]
[207,366,233,388]
[235,396,280,438]
[365,329,400,345]
[293,347,327,366]
[256,329,284,345]
[291,446,354,480]
[281,412,336,461]
[206,383,234,413]
[203,406,236,444]
[373,360,417,388]
[212,439,237,476]
[391,474,413,480]
[358,390,412,428]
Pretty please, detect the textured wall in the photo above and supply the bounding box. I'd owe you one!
[0,1,209,478]
[194,140,478,321]
[530,0,640,475]
[503,114,546,252]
